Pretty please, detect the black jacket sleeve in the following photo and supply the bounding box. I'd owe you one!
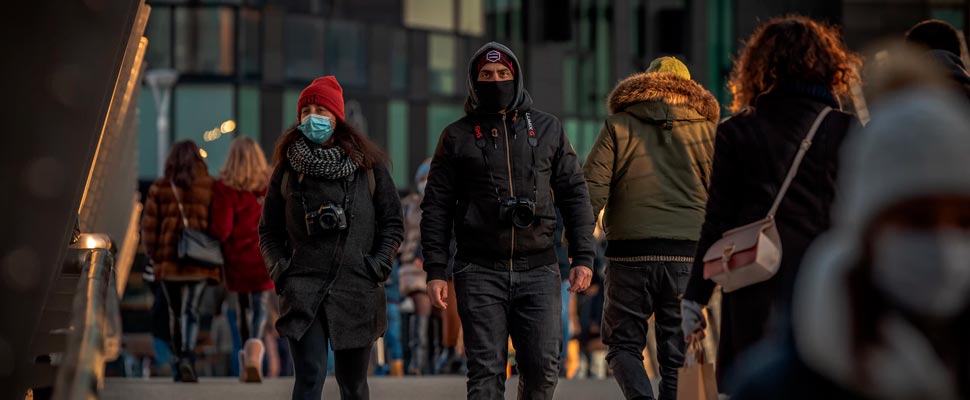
[368,165,404,274]
[685,125,738,304]
[551,122,596,269]
[420,132,457,282]
[259,163,291,288]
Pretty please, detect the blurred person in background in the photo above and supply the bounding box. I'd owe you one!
[398,159,433,375]
[905,19,970,100]
[259,76,403,400]
[210,137,275,383]
[584,56,718,399]
[141,140,219,382]
[421,42,596,399]
[680,16,862,388]
[730,71,970,399]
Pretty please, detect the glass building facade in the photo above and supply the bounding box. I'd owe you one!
[139,0,965,187]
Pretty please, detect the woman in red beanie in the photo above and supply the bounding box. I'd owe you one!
[259,76,403,400]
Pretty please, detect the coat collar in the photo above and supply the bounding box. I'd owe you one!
[607,72,720,123]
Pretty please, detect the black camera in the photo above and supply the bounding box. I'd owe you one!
[500,198,537,229]
[305,202,348,235]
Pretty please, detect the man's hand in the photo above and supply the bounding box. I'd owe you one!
[428,279,449,309]
[567,266,593,293]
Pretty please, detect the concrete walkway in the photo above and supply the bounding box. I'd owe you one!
[103,376,626,399]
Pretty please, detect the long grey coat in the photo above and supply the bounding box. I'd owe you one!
[258,160,403,350]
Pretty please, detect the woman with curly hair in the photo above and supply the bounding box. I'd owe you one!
[680,15,862,388]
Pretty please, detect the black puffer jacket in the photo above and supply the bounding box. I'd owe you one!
[420,42,596,281]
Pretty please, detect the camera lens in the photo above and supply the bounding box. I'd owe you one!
[320,213,338,230]
[511,206,535,229]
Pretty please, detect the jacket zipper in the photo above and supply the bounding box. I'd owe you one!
[503,113,515,271]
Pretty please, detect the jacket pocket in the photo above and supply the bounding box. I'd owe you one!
[269,258,291,293]
[363,252,390,284]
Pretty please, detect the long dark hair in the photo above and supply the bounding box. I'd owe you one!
[165,140,207,188]
[272,118,388,170]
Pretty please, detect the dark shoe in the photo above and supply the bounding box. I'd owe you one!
[171,360,182,382]
[178,358,198,383]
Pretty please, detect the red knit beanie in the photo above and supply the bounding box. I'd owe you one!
[297,76,345,122]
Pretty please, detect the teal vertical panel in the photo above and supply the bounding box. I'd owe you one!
[137,88,159,179]
[388,100,410,186]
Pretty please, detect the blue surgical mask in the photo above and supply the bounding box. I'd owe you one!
[298,114,334,144]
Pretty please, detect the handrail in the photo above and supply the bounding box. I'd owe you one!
[52,240,122,400]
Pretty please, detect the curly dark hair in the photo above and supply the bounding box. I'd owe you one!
[727,15,862,113]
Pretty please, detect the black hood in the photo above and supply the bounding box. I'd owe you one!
[926,49,970,86]
[464,42,534,114]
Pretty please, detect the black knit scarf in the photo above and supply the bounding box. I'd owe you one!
[286,138,359,179]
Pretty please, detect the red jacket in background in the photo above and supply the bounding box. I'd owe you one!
[210,179,274,292]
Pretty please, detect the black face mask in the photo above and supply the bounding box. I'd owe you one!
[475,81,516,113]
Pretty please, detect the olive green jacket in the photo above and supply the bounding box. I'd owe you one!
[584,72,719,241]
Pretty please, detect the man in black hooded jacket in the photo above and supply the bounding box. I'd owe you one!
[906,19,970,101]
[421,42,596,399]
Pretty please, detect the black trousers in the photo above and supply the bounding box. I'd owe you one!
[288,305,372,400]
[160,280,207,359]
[602,261,690,400]
[454,262,562,400]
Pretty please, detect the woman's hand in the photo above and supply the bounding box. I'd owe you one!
[681,299,707,341]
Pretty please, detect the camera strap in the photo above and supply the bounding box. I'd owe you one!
[526,112,538,201]
[474,124,502,202]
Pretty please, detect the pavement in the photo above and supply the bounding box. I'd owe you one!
[103,376,627,399]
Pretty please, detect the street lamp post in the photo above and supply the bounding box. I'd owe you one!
[144,69,178,176]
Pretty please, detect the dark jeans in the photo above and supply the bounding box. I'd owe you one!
[160,280,207,359]
[288,306,372,400]
[454,262,562,400]
[602,261,690,400]
[237,291,268,341]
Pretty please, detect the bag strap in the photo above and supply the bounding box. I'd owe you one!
[767,107,832,218]
[169,180,191,228]
[367,169,375,197]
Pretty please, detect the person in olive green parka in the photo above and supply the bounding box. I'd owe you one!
[583,57,719,400]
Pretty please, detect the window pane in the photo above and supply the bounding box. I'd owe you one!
[174,7,235,75]
[388,100,410,185]
[596,9,611,117]
[239,8,261,79]
[325,21,368,88]
[145,6,172,69]
[284,14,325,81]
[238,86,260,140]
[579,57,596,117]
[573,120,603,161]
[563,118,580,156]
[404,0,455,31]
[282,89,302,130]
[428,104,463,153]
[429,34,457,95]
[562,56,577,115]
[460,0,484,36]
[390,29,409,92]
[174,84,235,175]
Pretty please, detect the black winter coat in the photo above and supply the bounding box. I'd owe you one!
[258,159,403,349]
[683,86,857,386]
[420,42,596,281]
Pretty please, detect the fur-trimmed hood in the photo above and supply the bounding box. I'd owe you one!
[607,72,720,123]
